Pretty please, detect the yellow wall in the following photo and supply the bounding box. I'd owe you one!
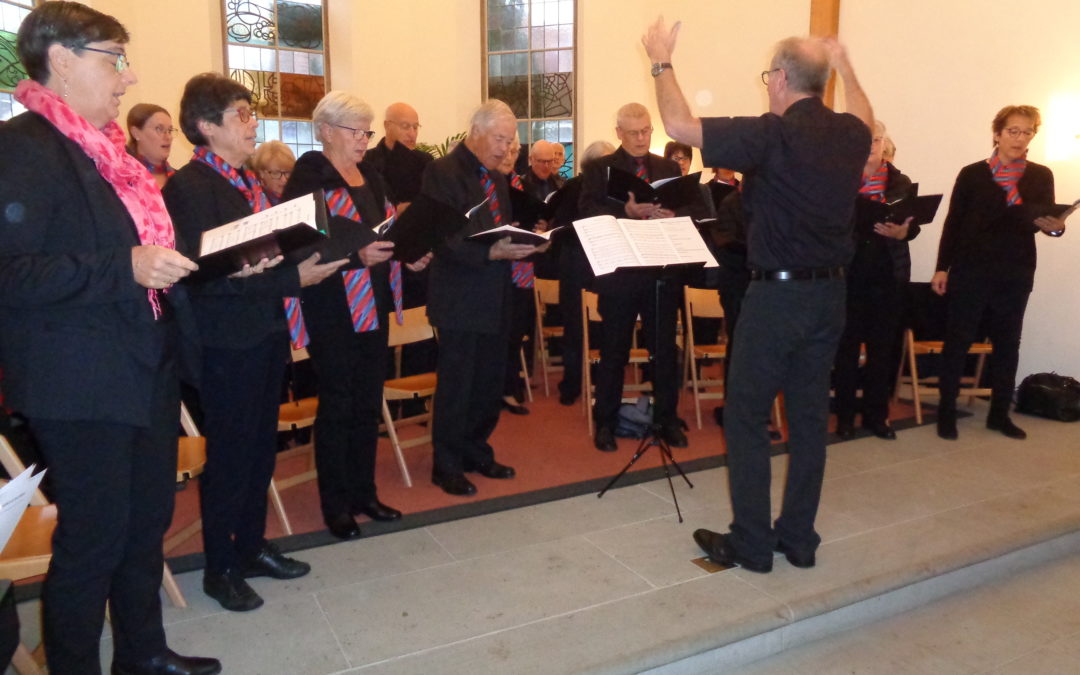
[841,0,1080,379]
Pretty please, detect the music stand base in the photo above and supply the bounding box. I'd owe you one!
[598,423,693,522]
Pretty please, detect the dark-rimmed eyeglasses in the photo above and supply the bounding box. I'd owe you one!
[335,124,376,140]
[224,107,257,123]
[263,169,291,180]
[761,68,781,86]
[1002,127,1035,139]
[80,46,130,73]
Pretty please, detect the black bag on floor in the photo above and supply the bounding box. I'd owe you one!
[1015,372,1080,422]
[615,396,653,438]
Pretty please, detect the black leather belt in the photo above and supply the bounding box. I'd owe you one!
[749,266,846,282]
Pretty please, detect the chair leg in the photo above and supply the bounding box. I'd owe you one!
[381,398,413,487]
[267,479,293,535]
[969,353,988,406]
[906,331,923,425]
[539,334,551,397]
[519,346,533,403]
[690,352,703,430]
[11,642,45,675]
[161,562,186,609]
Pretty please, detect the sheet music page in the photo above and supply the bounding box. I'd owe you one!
[658,217,720,267]
[199,192,319,256]
[573,215,638,276]
[0,465,46,554]
[618,218,681,266]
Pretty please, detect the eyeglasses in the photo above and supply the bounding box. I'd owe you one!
[670,155,689,163]
[263,169,291,179]
[224,107,257,123]
[761,68,781,85]
[1002,127,1035,139]
[80,46,130,73]
[392,121,421,132]
[335,124,376,140]
[620,127,653,139]
[153,125,178,136]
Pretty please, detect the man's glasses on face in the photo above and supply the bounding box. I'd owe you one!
[621,127,653,139]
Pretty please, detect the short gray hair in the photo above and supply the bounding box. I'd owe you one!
[616,102,649,129]
[771,37,830,97]
[313,90,374,143]
[468,99,515,137]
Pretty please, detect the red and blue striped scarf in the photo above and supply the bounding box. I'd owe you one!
[987,151,1025,206]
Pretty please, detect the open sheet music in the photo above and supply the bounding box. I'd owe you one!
[573,215,719,277]
[199,192,321,256]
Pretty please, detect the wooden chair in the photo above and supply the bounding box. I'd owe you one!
[894,328,992,424]
[273,347,318,498]
[581,290,651,436]
[381,306,438,487]
[532,278,564,396]
[683,287,728,429]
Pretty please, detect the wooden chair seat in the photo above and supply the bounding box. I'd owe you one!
[384,373,438,399]
[176,435,206,483]
[277,397,318,431]
[0,504,56,581]
[381,306,439,487]
[894,328,992,424]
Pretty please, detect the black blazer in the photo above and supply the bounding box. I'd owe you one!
[0,112,197,426]
[850,163,919,283]
[936,159,1055,282]
[419,142,512,335]
[282,151,393,342]
[164,159,301,350]
[578,146,683,296]
[361,138,433,204]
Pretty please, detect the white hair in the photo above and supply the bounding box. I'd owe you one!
[313,90,374,143]
[468,99,516,137]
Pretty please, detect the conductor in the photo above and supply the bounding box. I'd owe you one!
[643,18,873,572]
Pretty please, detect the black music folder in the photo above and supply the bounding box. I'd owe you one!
[379,193,488,263]
[606,168,703,211]
[855,193,944,234]
[467,223,561,246]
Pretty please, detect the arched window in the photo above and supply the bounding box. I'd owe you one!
[222,0,329,158]
[0,0,37,121]
[483,0,576,176]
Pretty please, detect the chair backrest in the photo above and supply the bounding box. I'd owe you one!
[685,287,724,320]
[0,434,48,507]
[582,290,601,323]
[388,306,436,348]
[534,278,560,306]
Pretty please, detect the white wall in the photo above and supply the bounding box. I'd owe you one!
[841,0,1080,379]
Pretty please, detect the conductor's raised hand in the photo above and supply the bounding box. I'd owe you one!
[297,252,349,288]
[357,240,395,267]
[131,245,199,289]
[488,236,538,261]
[642,15,681,63]
[406,251,433,272]
[822,37,850,72]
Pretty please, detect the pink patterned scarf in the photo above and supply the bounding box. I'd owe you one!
[15,79,177,317]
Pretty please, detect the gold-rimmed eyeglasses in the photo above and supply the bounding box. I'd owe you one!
[761,68,781,85]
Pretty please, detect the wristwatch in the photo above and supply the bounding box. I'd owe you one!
[650,62,672,77]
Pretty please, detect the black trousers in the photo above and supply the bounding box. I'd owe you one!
[593,279,681,428]
[939,269,1030,416]
[30,358,178,674]
[833,279,904,426]
[199,333,288,573]
[504,285,535,401]
[307,320,389,517]
[432,328,506,475]
[557,245,591,400]
[724,278,846,566]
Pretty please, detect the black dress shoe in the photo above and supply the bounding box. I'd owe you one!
[660,422,689,448]
[242,542,311,579]
[692,528,772,573]
[775,540,816,568]
[352,498,403,521]
[203,569,263,612]
[463,460,516,479]
[864,421,896,440]
[937,414,958,440]
[112,649,222,675]
[432,471,477,496]
[834,421,855,440]
[324,512,362,540]
[594,426,617,452]
[559,391,578,406]
[987,415,1027,439]
[502,399,530,415]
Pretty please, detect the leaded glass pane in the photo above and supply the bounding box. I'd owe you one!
[282,120,297,144]
[559,141,573,178]
[297,120,313,144]
[279,73,323,118]
[277,0,323,50]
[0,3,30,34]
[225,0,275,46]
[231,68,279,118]
[0,28,27,89]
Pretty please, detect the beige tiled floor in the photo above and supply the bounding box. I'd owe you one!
[6,401,1080,674]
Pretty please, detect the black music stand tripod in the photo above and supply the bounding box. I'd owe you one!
[597,272,697,522]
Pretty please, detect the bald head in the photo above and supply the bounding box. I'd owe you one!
[383,102,421,149]
[529,140,556,180]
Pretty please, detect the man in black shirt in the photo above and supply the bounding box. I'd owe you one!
[520,139,565,200]
[362,102,432,207]
[644,19,873,573]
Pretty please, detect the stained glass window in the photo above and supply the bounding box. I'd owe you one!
[484,0,575,177]
[0,0,35,122]
[222,0,328,158]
